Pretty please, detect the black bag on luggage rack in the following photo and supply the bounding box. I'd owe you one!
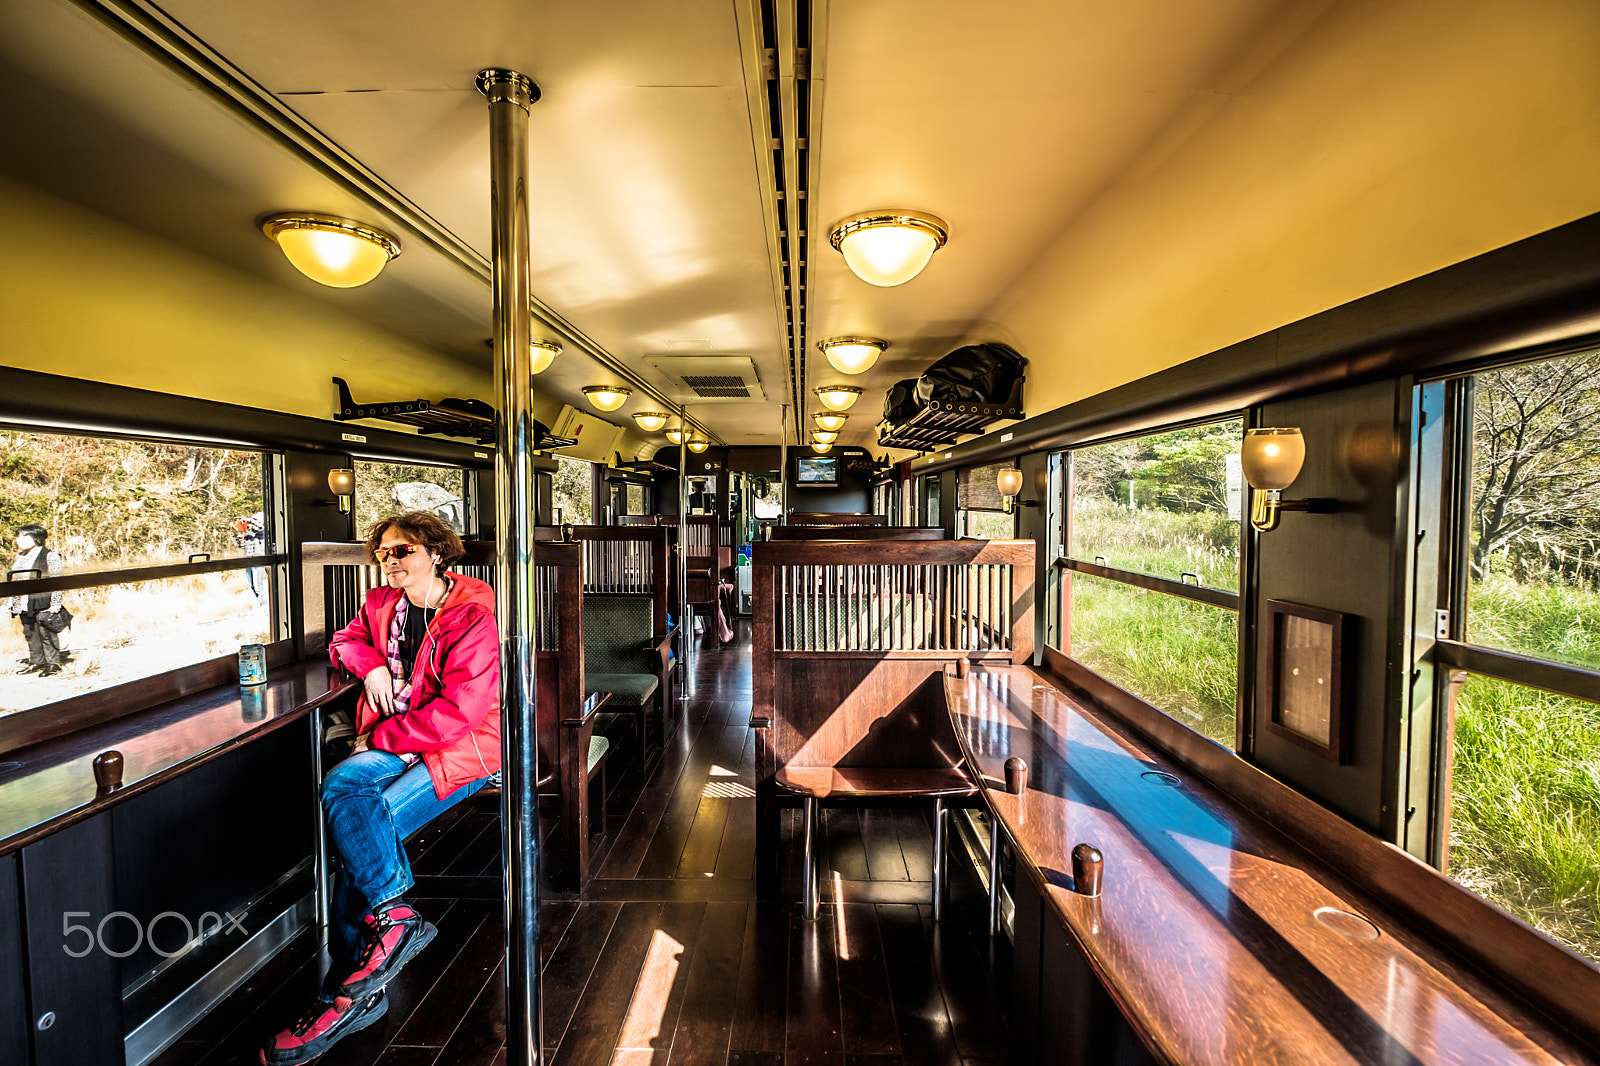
[882,378,923,425]
[915,342,1025,406]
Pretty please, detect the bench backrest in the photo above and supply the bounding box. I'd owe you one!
[752,538,1034,770]
[582,594,656,675]
[530,525,669,633]
[766,525,946,541]
[786,512,887,526]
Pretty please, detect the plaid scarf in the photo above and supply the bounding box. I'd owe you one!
[385,596,423,717]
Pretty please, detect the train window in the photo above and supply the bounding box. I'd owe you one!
[625,483,648,516]
[958,462,1016,538]
[551,455,594,525]
[1433,351,1600,962]
[1058,419,1244,749]
[0,431,274,720]
[353,459,467,534]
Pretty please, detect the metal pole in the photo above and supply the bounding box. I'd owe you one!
[678,402,692,690]
[779,403,789,525]
[478,67,542,1066]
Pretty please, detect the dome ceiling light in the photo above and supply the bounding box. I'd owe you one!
[810,441,834,453]
[632,411,669,432]
[665,425,687,445]
[687,438,709,453]
[530,340,561,374]
[814,384,863,412]
[828,210,948,287]
[813,412,847,432]
[260,213,401,288]
[818,337,887,375]
[812,429,839,444]
[583,385,631,412]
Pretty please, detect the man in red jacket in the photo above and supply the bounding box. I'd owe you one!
[262,511,501,1065]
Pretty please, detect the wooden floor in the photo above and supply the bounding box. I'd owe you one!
[154,621,1011,1066]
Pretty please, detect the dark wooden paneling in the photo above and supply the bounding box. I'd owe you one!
[21,812,124,1066]
[0,853,27,1066]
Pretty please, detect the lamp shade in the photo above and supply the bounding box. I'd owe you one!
[829,211,948,287]
[813,412,847,432]
[810,441,834,453]
[1240,428,1305,490]
[996,467,1024,498]
[261,214,400,288]
[687,438,709,453]
[583,385,630,412]
[812,429,839,444]
[530,340,561,374]
[664,426,686,445]
[633,411,669,432]
[326,468,355,496]
[814,384,863,412]
[818,337,887,375]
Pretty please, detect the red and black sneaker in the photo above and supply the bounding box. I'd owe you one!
[259,990,386,1064]
[337,902,436,999]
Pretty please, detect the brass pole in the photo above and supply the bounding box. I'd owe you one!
[679,401,692,690]
[478,66,542,1066]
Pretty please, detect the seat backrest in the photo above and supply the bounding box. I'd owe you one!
[583,594,653,673]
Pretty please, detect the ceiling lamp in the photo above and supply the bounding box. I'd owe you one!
[260,213,400,288]
[583,385,631,412]
[813,412,848,433]
[530,340,561,374]
[810,441,834,453]
[665,425,687,445]
[814,384,863,412]
[818,337,887,375]
[687,438,709,453]
[633,411,669,432]
[828,210,948,287]
[812,429,839,444]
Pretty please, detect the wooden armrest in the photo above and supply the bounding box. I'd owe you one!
[563,690,610,728]
[643,627,676,654]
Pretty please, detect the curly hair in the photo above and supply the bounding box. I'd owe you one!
[364,512,465,570]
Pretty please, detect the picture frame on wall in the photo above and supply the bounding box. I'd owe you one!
[1263,599,1353,762]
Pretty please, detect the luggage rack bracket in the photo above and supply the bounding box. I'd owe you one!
[876,378,1024,451]
[332,377,575,449]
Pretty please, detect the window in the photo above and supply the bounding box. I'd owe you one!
[625,483,647,516]
[354,460,466,535]
[1059,419,1244,747]
[0,431,274,719]
[551,455,594,525]
[1423,351,1600,963]
[958,462,1016,539]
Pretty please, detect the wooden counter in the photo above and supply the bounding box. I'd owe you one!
[946,664,1599,1066]
[0,661,355,857]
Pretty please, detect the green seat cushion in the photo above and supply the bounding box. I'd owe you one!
[586,672,659,707]
[588,734,610,774]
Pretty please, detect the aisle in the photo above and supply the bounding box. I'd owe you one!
[155,621,1009,1065]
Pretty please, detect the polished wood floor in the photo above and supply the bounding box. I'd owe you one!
[154,621,1011,1066]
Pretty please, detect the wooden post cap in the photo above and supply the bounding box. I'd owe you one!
[1004,756,1027,795]
[93,750,124,792]
[1072,843,1103,896]
[955,658,969,678]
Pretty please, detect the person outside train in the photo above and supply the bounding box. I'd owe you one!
[8,524,67,676]
[261,511,500,1064]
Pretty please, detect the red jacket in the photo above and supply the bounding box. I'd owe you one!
[329,572,501,799]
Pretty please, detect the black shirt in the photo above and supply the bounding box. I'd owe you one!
[399,603,430,680]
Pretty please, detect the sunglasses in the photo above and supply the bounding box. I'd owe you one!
[374,543,424,563]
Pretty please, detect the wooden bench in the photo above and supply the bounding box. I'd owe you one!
[766,525,947,541]
[751,537,1035,919]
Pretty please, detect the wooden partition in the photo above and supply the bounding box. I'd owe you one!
[531,525,670,631]
[786,512,887,526]
[766,525,946,541]
[750,538,1035,891]
[617,514,723,616]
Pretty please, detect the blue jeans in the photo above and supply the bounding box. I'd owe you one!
[321,751,486,974]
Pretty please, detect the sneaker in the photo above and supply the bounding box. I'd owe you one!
[259,990,386,1065]
[337,902,436,999]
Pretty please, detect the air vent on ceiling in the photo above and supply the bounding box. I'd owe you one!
[645,356,766,402]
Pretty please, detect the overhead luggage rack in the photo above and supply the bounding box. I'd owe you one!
[877,378,1024,451]
[332,377,575,449]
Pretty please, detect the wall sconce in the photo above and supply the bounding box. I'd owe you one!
[326,468,355,512]
[1240,427,1335,532]
[817,337,887,375]
[810,441,834,453]
[814,384,863,412]
[812,429,839,444]
[813,411,847,433]
[997,466,1024,513]
[687,438,709,453]
[828,210,948,286]
[633,411,668,432]
[583,385,631,412]
[260,214,400,287]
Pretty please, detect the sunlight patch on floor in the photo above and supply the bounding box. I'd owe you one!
[615,928,684,1052]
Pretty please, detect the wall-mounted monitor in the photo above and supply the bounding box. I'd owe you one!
[794,456,838,488]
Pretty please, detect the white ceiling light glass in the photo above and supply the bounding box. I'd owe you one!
[583,385,631,412]
[813,412,848,433]
[810,441,834,453]
[633,411,669,432]
[664,425,687,445]
[687,438,709,453]
[828,210,948,287]
[812,429,839,444]
[814,384,862,412]
[530,340,561,374]
[818,337,887,375]
[260,213,400,288]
